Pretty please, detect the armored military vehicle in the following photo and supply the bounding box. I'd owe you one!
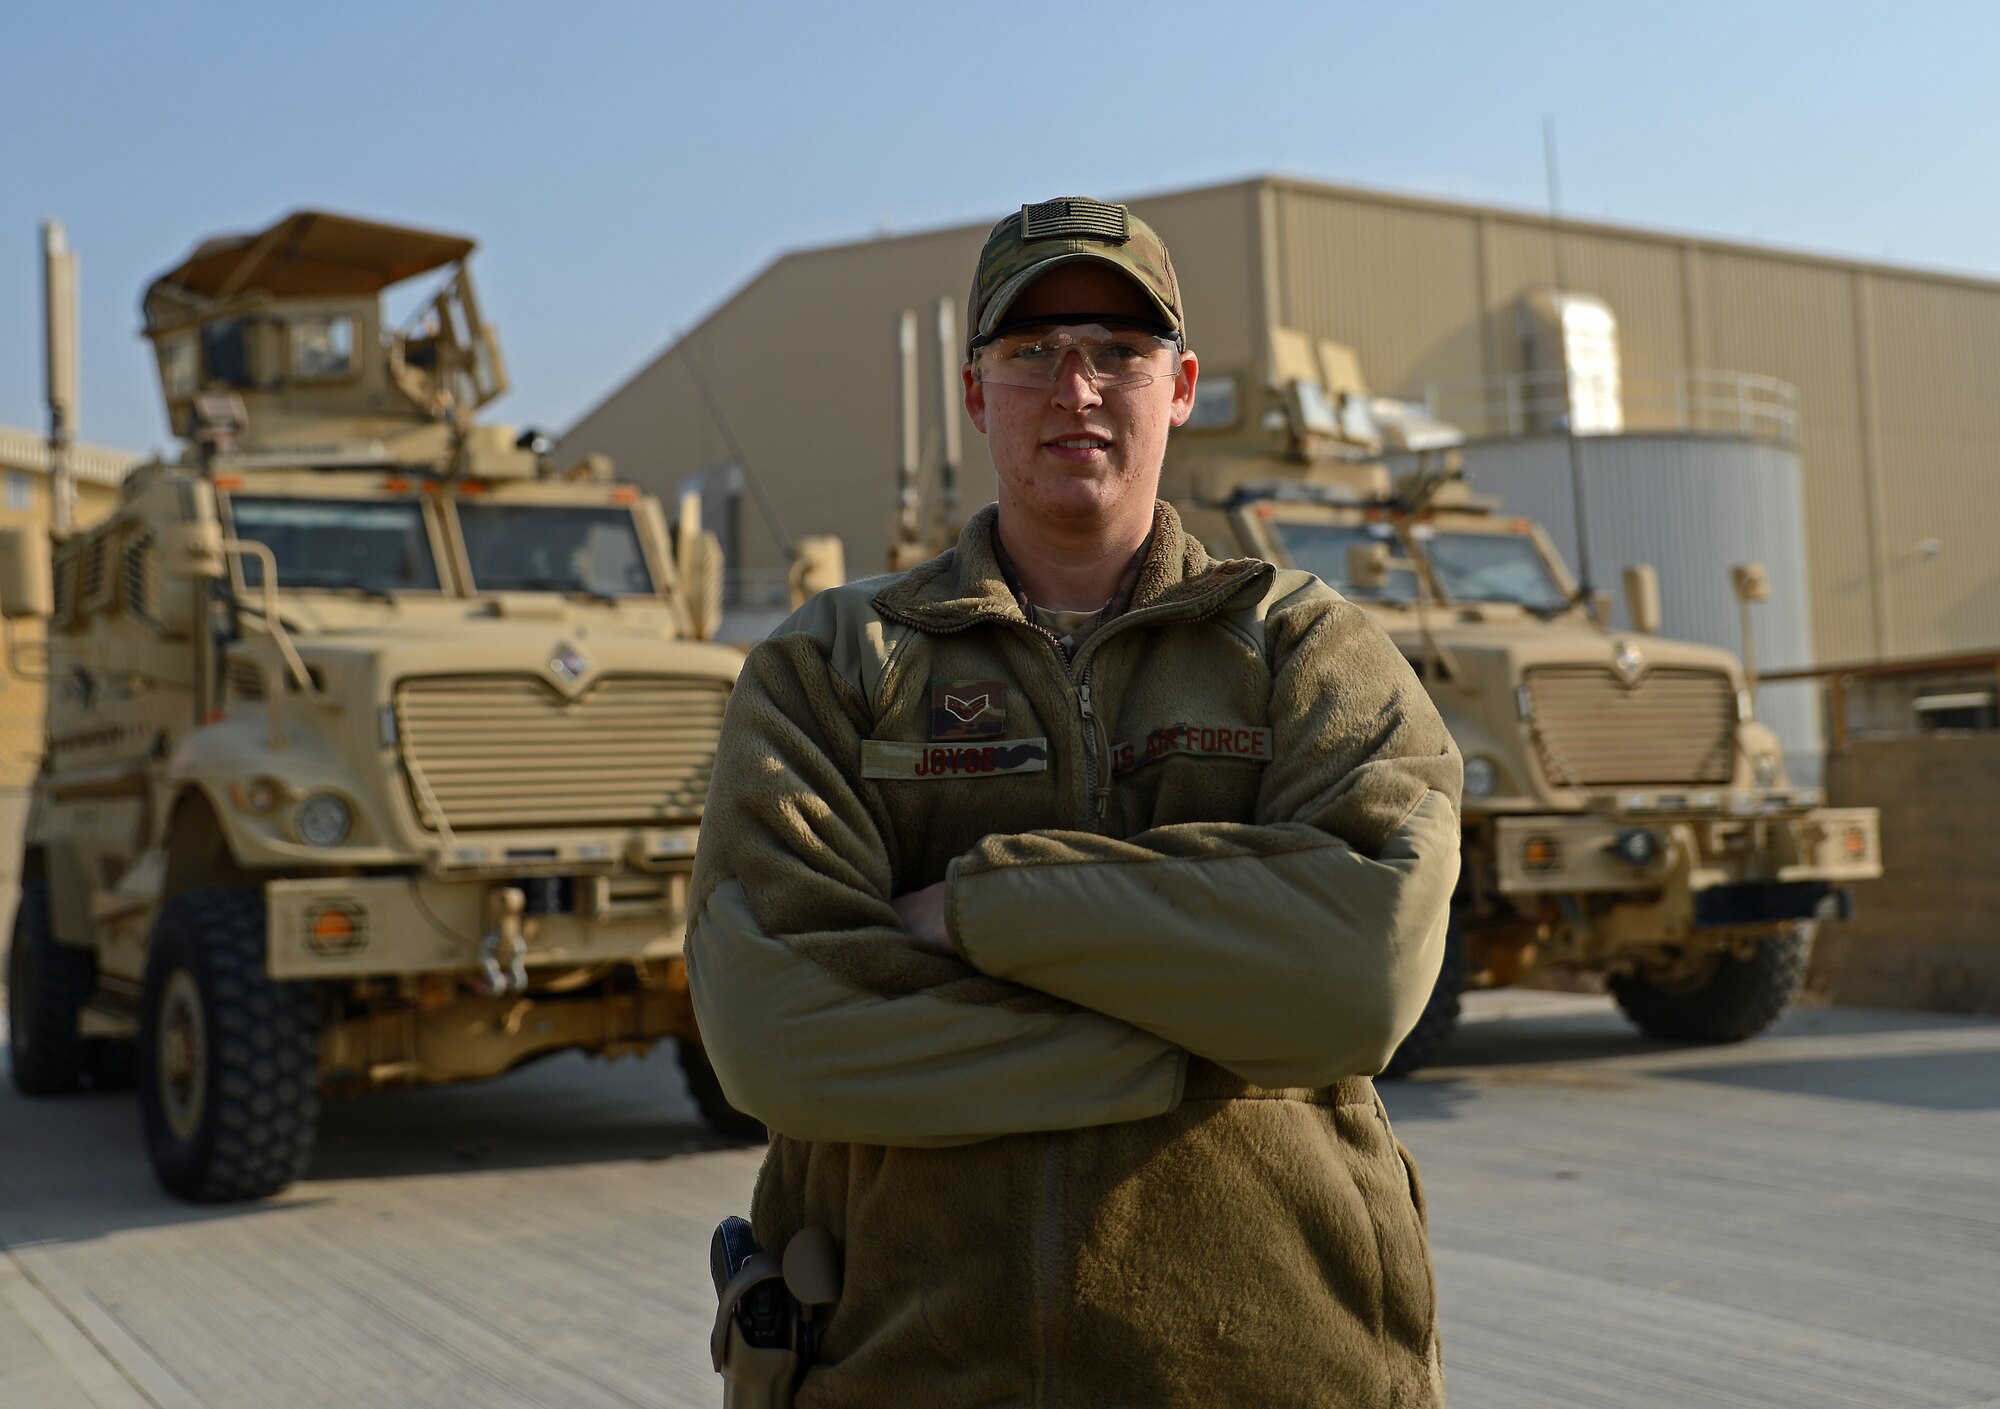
[1164,330,1883,1073]
[2,211,756,1201]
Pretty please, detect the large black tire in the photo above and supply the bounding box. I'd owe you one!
[139,887,322,1202]
[7,877,95,1096]
[1609,926,1813,1044]
[675,1038,765,1141]
[1382,920,1465,1078]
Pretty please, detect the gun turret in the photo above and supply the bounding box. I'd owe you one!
[140,210,524,476]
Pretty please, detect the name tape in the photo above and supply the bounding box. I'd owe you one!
[862,738,1051,780]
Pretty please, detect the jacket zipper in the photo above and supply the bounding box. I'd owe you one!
[999,614,1110,834]
[1075,666,1108,823]
[873,562,1272,1409]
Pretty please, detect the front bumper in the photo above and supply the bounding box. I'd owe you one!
[264,867,692,981]
[1492,802,1882,900]
[1692,880,1852,930]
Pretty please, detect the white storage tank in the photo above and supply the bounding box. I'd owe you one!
[1448,433,1821,783]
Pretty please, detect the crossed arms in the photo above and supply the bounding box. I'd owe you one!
[685,588,1461,1146]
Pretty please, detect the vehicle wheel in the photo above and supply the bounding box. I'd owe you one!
[1383,919,1465,1078]
[139,886,322,1202]
[675,1038,765,1141]
[1609,925,1813,1044]
[7,877,95,1096]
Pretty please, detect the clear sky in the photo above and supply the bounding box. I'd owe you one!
[5,0,1996,456]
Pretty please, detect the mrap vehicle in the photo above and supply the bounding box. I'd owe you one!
[1160,329,1885,1073]
[2,211,755,1201]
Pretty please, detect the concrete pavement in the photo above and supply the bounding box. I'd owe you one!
[3,989,1996,1408]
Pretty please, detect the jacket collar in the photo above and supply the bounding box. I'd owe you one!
[873,500,1272,633]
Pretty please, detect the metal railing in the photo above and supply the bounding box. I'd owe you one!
[1411,368,1802,446]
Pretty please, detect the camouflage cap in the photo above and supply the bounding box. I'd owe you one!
[966,197,1183,356]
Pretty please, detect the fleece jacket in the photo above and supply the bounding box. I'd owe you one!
[687,500,1463,1407]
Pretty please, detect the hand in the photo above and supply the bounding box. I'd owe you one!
[891,881,957,957]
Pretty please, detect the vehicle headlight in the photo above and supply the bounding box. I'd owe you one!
[1753,752,1782,788]
[1463,756,1499,798]
[295,792,354,847]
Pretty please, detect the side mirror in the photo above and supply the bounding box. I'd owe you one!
[1731,561,1770,605]
[0,526,53,619]
[1730,562,1770,709]
[1346,542,1391,592]
[787,535,846,610]
[162,521,226,581]
[1622,563,1661,635]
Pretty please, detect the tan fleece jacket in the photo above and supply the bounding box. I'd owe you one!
[688,501,1462,1407]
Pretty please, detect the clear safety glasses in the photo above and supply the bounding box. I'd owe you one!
[975,322,1184,391]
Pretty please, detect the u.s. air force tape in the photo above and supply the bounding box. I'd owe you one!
[1111,723,1274,775]
[860,738,1051,780]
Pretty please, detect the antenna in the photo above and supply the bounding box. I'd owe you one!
[42,220,79,538]
[897,310,920,544]
[935,297,961,536]
[1543,117,1596,610]
[678,338,791,554]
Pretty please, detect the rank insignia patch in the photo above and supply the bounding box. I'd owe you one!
[931,679,1008,740]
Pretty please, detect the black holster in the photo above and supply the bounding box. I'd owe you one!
[709,1217,832,1409]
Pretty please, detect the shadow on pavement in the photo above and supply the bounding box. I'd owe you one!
[1774,1003,2000,1039]
[1661,1049,2000,1111]
[307,1048,757,1180]
[1376,1076,1482,1123]
[0,1047,757,1249]
[1378,996,2000,1121]
[1420,1010,1681,1072]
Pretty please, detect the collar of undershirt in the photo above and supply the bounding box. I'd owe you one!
[992,530,1153,658]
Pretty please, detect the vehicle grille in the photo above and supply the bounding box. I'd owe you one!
[395,675,729,831]
[1524,666,1736,787]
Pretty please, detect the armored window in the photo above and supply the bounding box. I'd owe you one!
[226,496,441,596]
[1266,521,1421,604]
[159,335,198,402]
[1424,532,1570,612]
[458,503,656,598]
[289,315,357,381]
[201,319,253,389]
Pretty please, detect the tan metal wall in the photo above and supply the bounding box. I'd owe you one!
[564,176,2000,666]
[1862,271,2000,658]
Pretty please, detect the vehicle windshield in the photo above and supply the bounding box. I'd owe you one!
[457,503,655,598]
[1423,530,1570,611]
[227,496,440,594]
[1267,521,1421,603]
